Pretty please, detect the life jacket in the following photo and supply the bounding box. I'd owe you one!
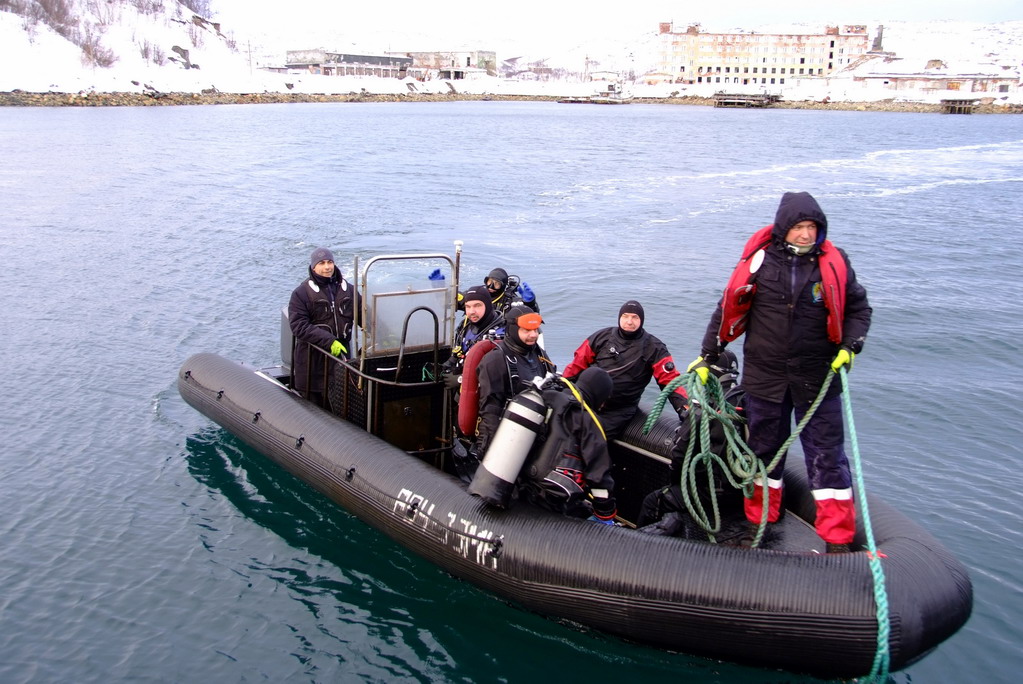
[718,225,848,344]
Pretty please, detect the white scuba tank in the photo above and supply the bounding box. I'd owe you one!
[468,378,550,508]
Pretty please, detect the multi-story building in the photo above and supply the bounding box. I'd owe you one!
[657,22,871,87]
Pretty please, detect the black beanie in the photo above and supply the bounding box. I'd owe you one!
[575,366,614,409]
[619,300,645,327]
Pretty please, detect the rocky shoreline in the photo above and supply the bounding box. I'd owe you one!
[1,89,1020,113]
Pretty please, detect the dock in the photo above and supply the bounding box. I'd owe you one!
[940,98,979,114]
[713,93,781,108]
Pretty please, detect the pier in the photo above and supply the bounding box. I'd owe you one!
[940,98,979,114]
[713,93,781,108]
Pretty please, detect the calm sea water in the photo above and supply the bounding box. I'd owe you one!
[2,101,1022,683]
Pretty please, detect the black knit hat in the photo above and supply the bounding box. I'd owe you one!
[619,300,645,327]
[309,247,335,267]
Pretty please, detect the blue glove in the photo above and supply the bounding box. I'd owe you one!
[587,515,615,525]
[519,281,534,302]
[428,268,445,281]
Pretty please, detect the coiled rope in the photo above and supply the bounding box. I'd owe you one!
[645,367,890,680]
[644,373,756,540]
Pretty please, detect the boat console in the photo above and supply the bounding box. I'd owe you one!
[281,251,460,467]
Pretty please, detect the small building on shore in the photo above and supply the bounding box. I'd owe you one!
[393,50,498,80]
[846,56,1019,95]
[285,50,412,78]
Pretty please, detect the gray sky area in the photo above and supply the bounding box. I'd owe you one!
[213,0,1021,44]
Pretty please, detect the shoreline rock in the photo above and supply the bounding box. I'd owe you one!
[1,90,1019,113]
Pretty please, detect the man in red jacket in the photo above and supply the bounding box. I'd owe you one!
[564,300,688,441]
[691,191,872,552]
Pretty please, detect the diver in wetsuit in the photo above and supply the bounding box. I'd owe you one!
[518,367,618,524]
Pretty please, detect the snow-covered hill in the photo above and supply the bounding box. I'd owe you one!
[1,1,1021,102]
[0,1,268,93]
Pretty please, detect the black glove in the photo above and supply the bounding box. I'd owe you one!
[443,372,462,391]
[700,348,720,366]
[667,392,688,419]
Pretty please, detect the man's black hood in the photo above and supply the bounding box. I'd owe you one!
[617,300,645,340]
[771,191,828,246]
[504,304,537,355]
[462,284,495,325]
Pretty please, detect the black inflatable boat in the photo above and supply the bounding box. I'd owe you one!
[177,251,971,679]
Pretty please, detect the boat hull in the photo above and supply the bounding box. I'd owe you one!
[178,352,972,678]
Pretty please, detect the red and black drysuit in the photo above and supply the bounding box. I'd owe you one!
[701,191,872,544]
[564,320,687,441]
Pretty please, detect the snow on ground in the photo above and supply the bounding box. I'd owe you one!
[1,4,1021,104]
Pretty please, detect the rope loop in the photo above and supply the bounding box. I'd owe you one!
[647,367,891,680]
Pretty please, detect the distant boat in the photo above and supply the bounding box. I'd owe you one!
[560,81,633,105]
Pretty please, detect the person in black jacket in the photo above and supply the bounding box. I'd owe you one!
[520,367,618,524]
[563,300,688,440]
[288,247,359,409]
[691,191,872,552]
[452,266,539,315]
[474,305,556,455]
[484,267,539,314]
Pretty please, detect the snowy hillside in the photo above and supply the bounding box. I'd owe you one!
[0,0,265,93]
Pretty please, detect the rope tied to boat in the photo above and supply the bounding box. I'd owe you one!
[839,366,890,681]
[645,367,891,680]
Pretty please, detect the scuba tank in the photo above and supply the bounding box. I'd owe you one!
[468,379,550,508]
